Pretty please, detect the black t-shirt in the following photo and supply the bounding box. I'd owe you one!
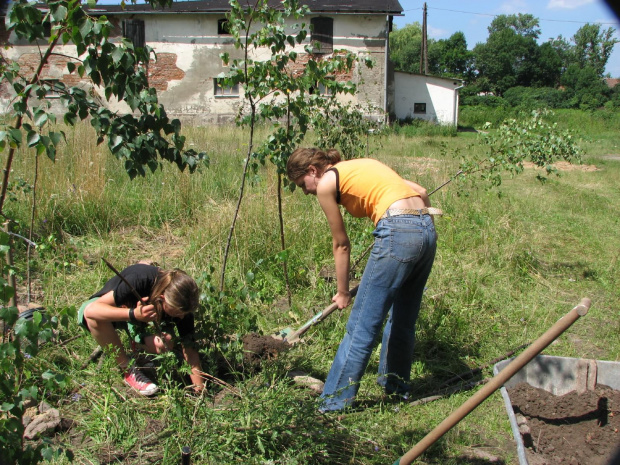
[91,264,195,339]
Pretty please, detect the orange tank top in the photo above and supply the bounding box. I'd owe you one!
[327,158,420,225]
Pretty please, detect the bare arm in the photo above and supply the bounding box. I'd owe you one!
[317,171,351,309]
[182,346,205,391]
[83,290,158,323]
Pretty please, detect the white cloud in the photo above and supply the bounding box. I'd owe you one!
[427,25,450,39]
[547,0,595,9]
[498,1,529,14]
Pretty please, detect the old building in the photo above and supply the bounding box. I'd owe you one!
[1,0,405,124]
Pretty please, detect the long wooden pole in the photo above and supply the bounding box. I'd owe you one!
[393,298,591,465]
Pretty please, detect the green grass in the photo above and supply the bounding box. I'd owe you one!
[3,108,620,464]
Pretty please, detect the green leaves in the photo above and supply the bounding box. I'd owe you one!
[3,0,207,183]
[458,109,583,189]
[223,0,371,176]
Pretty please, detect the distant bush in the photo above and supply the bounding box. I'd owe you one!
[458,106,521,128]
[391,118,458,137]
[460,94,507,108]
[503,86,568,109]
[609,84,620,108]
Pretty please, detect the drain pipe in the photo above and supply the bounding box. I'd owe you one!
[452,82,465,127]
[384,15,392,124]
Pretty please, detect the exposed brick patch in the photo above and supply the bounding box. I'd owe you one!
[14,53,87,88]
[0,53,88,99]
[286,52,355,81]
[148,53,184,91]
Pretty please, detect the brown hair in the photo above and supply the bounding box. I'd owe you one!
[149,269,199,319]
[286,147,342,181]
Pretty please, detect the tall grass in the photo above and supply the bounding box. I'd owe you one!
[4,109,620,464]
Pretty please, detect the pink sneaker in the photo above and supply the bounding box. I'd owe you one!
[123,366,158,396]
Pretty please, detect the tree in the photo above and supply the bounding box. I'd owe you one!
[473,28,539,95]
[458,110,583,189]
[389,23,423,73]
[0,0,206,215]
[218,0,375,297]
[427,31,473,79]
[525,41,562,88]
[0,1,205,461]
[487,13,541,40]
[561,64,610,109]
[548,35,574,75]
[571,23,618,77]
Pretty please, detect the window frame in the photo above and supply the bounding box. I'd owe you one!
[414,102,427,114]
[310,17,333,54]
[317,77,335,96]
[213,78,239,98]
[122,19,145,49]
[40,79,61,99]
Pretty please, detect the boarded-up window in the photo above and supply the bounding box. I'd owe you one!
[214,78,239,97]
[414,103,426,114]
[311,17,333,54]
[123,19,145,49]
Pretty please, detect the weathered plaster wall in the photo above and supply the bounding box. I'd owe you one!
[0,12,389,123]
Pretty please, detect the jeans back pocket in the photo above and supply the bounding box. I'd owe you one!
[389,227,424,263]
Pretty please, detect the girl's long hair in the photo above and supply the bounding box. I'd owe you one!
[286,147,342,181]
[149,269,199,320]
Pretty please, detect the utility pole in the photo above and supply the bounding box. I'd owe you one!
[419,2,428,75]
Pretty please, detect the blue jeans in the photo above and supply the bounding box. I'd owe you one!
[320,214,437,411]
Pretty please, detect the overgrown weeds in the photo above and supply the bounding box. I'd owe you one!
[1,109,619,464]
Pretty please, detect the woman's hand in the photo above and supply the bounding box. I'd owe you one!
[332,290,352,309]
[135,298,158,323]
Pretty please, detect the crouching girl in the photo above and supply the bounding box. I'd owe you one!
[78,263,204,396]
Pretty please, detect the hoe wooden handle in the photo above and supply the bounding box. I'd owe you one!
[394,297,591,465]
[286,285,360,343]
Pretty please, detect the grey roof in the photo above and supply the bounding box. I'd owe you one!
[86,0,403,16]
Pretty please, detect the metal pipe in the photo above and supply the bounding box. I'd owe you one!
[181,446,191,465]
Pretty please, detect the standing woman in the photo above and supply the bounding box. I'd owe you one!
[287,148,438,412]
[78,263,204,396]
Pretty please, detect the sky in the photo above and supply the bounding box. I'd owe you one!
[393,0,620,77]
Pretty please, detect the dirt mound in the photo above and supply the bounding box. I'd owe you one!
[241,333,291,369]
[508,382,620,465]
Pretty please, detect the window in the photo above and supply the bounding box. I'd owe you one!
[218,18,231,35]
[122,19,145,49]
[310,17,333,54]
[318,77,334,96]
[214,79,239,97]
[43,22,52,38]
[414,103,426,114]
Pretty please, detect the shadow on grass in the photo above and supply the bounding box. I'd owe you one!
[387,428,508,465]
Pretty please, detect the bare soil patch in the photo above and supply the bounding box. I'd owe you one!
[408,157,442,174]
[508,382,620,464]
[522,161,599,172]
